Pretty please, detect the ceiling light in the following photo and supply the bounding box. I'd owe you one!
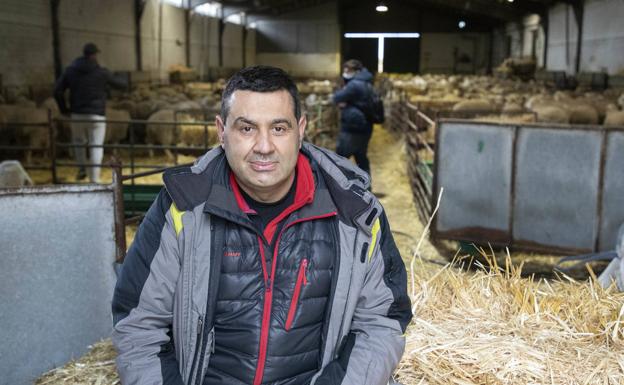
[376,3,388,12]
[458,20,466,29]
[508,0,514,2]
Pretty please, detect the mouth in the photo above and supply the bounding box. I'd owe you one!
[249,161,278,172]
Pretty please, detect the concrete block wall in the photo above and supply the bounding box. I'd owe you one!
[0,0,252,88]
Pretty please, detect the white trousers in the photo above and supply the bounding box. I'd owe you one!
[71,113,106,183]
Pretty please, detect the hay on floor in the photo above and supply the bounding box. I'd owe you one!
[35,340,118,385]
[397,254,624,385]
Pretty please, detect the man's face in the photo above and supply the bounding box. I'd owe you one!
[216,89,306,200]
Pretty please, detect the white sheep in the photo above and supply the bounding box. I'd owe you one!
[0,160,33,187]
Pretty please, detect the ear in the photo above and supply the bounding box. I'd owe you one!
[215,115,226,148]
[297,115,307,149]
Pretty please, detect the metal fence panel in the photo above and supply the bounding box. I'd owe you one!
[513,128,603,252]
[599,131,624,250]
[0,185,117,385]
[435,122,514,244]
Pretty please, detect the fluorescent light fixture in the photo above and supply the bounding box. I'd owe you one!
[458,20,466,29]
[344,33,420,38]
[376,5,388,12]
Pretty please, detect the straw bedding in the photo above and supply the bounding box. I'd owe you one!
[396,254,624,385]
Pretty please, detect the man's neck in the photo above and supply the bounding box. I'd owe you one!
[235,172,296,204]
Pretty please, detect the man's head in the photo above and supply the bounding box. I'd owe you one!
[216,66,306,203]
[342,59,363,80]
[83,43,100,60]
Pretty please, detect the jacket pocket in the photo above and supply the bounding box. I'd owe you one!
[285,258,308,331]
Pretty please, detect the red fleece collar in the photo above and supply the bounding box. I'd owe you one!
[230,153,316,243]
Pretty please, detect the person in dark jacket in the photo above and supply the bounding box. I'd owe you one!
[333,59,375,177]
[112,66,411,385]
[54,43,126,182]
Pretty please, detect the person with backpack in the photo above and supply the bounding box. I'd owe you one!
[332,59,383,178]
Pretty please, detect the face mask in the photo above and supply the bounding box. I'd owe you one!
[342,71,354,80]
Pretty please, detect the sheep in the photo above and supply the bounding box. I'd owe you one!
[604,105,624,127]
[533,105,570,124]
[105,108,131,154]
[0,160,33,187]
[0,105,50,164]
[145,109,195,161]
[501,102,524,115]
[452,99,498,117]
[15,96,37,108]
[564,103,599,125]
[172,100,202,111]
[133,100,157,120]
[180,124,218,149]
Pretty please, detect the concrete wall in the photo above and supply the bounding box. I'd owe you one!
[0,1,55,86]
[253,3,340,77]
[545,0,624,75]
[547,2,579,74]
[420,33,490,74]
[0,0,252,88]
[580,0,624,74]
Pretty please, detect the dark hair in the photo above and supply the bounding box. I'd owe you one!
[220,65,301,124]
[343,59,363,71]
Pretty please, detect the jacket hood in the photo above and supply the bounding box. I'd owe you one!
[71,56,99,73]
[353,68,373,83]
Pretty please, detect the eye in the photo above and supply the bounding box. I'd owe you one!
[273,126,287,134]
[241,126,254,133]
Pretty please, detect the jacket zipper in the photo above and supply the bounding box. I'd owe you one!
[320,218,340,365]
[189,218,224,385]
[252,211,337,385]
[285,258,308,331]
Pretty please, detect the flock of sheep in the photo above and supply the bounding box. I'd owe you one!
[386,73,624,126]
[0,78,341,165]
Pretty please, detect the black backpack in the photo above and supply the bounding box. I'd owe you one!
[366,83,385,124]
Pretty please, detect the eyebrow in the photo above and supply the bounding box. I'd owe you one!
[232,117,293,128]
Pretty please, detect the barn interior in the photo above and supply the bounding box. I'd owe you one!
[1,0,623,384]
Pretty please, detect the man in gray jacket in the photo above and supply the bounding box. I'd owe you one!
[112,65,411,385]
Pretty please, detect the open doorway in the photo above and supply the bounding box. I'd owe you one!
[343,33,420,73]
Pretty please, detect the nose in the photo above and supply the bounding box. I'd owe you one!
[252,128,275,155]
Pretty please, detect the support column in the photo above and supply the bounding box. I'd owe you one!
[571,0,584,74]
[134,0,146,71]
[51,0,62,79]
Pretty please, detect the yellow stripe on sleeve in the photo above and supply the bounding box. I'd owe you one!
[368,218,381,261]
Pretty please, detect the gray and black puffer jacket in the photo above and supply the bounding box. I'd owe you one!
[112,142,412,385]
